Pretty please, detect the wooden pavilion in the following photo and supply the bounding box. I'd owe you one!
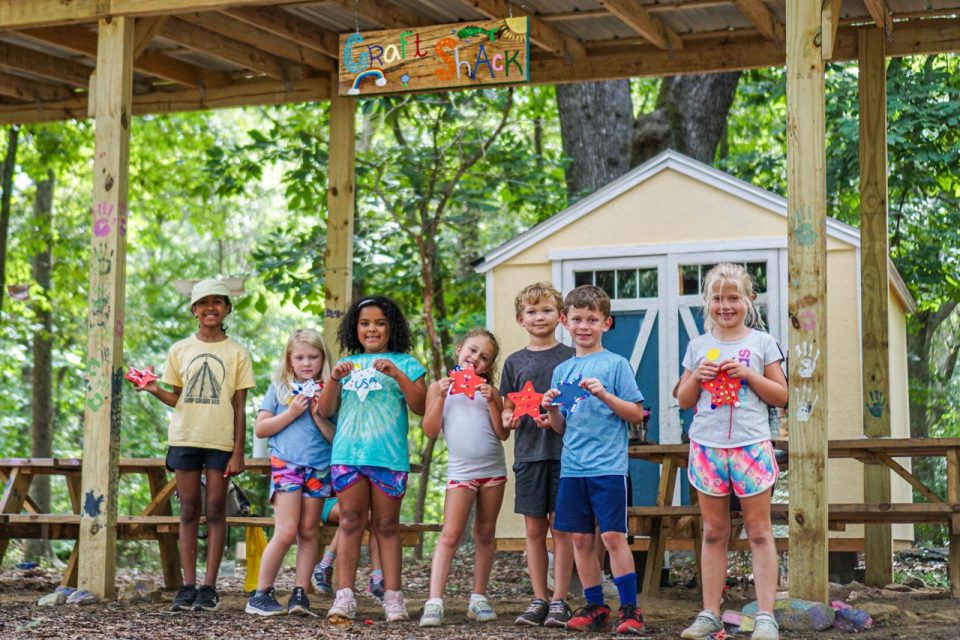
[1,0,958,602]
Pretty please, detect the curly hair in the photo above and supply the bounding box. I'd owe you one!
[337,295,413,354]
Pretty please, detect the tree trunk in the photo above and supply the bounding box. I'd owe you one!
[26,171,55,561]
[0,125,20,313]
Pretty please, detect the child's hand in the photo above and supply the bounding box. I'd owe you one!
[224,452,245,477]
[437,376,452,395]
[373,359,399,378]
[720,360,753,382]
[694,359,720,381]
[503,413,521,430]
[139,380,159,394]
[287,393,309,417]
[533,414,552,429]
[580,377,607,398]
[542,389,560,409]
[331,361,353,382]
[479,383,495,402]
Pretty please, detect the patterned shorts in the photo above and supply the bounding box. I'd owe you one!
[447,475,507,492]
[330,464,407,500]
[687,440,779,498]
[270,455,333,500]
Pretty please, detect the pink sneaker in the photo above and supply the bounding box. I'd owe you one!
[382,589,409,622]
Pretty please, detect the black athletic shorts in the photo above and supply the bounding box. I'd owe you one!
[513,459,561,518]
[166,446,232,472]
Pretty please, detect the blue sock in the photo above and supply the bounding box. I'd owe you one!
[613,573,638,607]
[584,584,604,606]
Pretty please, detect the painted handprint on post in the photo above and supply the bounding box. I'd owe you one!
[866,389,885,418]
[793,383,818,423]
[793,205,818,247]
[794,341,820,378]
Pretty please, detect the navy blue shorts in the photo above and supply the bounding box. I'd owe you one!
[553,475,628,534]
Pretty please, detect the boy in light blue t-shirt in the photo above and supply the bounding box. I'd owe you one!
[543,285,647,636]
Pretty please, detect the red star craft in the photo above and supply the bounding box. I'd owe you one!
[448,364,485,400]
[124,365,158,389]
[701,370,745,410]
[507,381,543,420]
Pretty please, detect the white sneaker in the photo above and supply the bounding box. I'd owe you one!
[467,594,497,622]
[382,589,409,622]
[327,588,356,621]
[419,598,443,627]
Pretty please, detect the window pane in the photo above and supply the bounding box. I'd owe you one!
[595,270,615,297]
[637,268,658,298]
[754,303,769,329]
[617,269,638,299]
[680,265,700,295]
[747,262,768,293]
[574,271,593,287]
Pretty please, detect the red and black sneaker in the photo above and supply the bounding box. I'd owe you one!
[616,604,647,635]
[567,604,612,632]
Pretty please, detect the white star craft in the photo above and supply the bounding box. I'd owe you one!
[343,364,383,402]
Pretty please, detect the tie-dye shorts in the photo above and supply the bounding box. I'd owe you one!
[687,440,779,498]
[270,455,333,500]
[330,464,407,499]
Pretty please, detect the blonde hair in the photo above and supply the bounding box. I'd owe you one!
[701,263,764,331]
[273,328,333,404]
[514,281,563,317]
[456,328,500,383]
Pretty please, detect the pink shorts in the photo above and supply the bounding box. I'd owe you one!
[446,475,507,491]
[688,440,779,498]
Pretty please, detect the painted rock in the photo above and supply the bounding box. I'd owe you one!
[743,598,835,632]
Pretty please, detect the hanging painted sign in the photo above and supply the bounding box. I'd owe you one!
[338,17,529,96]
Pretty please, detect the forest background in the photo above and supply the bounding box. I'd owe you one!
[0,57,958,568]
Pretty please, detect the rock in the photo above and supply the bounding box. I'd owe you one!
[36,586,75,606]
[902,576,926,589]
[846,581,866,590]
[743,598,835,632]
[117,580,162,603]
[882,582,912,592]
[856,602,900,624]
[66,589,97,605]
[831,600,873,632]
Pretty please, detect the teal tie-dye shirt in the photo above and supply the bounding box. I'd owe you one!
[330,352,427,472]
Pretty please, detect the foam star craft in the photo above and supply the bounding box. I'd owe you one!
[507,380,543,420]
[343,364,382,402]
[701,370,745,410]
[552,375,591,415]
[448,364,485,400]
[292,378,322,399]
[124,365,158,389]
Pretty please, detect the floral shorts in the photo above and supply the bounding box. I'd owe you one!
[447,475,507,491]
[330,464,407,500]
[270,455,333,500]
[687,440,779,498]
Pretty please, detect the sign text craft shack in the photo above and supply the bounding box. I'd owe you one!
[338,18,529,96]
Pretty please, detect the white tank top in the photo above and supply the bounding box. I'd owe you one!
[441,391,507,481]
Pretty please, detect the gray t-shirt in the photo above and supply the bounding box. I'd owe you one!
[499,343,574,462]
[682,329,783,448]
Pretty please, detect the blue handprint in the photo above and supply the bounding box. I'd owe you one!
[866,390,885,418]
[793,205,818,247]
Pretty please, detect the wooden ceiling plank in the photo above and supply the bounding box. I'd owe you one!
[464,0,587,58]
[862,0,893,35]
[821,0,843,60]
[222,7,339,59]
[158,17,307,81]
[733,0,785,45]
[322,0,430,30]
[133,16,168,59]
[0,70,75,102]
[179,11,334,71]
[597,0,684,51]
[0,41,91,87]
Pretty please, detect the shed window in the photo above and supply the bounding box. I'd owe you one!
[572,268,658,299]
[679,262,768,296]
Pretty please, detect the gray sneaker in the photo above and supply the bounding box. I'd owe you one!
[681,610,723,639]
[515,598,549,626]
[544,599,573,628]
[751,612,780,640]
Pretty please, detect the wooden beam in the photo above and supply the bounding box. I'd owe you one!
[821,0,843,60]
[0,41,92,88]
[734,0,785,45]
[158,17,307,80]
[862,0,893,36]
[0,71,75,103]
[324,73,355,361]
[464,0,588,57]
[221,7,339,59]
[178,11,334,72]
[947,448,960,597]
[78,15,133,599]
[133,15,168,60]
[858,26,893,588]
[598,0,684,51]
[323,0,430,30]
[786,0,829,604]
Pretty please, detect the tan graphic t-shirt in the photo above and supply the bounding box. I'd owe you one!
[162,335,255,452]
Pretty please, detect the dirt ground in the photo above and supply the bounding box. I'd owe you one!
[1,552,958,639]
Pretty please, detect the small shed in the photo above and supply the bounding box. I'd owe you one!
[475,150,917,548]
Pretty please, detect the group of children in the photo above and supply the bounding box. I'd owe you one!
[137,263,787,640]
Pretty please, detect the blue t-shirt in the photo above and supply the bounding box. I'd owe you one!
[330,352,427,472]
[552,350,644,478]
[259,382,333,470]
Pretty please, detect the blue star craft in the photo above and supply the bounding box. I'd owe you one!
[552,375,590,415]
[343,364,383,402]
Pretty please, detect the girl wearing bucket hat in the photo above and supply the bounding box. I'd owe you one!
[135,278,255,613]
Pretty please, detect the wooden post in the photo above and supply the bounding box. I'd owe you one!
[78,15,133,598]
[947,448,960,598]
[786,0,829,603]
[323,72,356,360]
[858,27,893,588]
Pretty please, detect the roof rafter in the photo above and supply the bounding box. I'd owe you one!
[597,0,684,51]
[462,0,587,58]
[733,0,785,45]
[0,70,76,102]
[323,0,430,30]
[862,0,893,35]
[222,6,339,59]
[133,15,168,59]
[0,41,92,87]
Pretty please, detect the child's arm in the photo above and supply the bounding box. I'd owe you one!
[422,378,451,439]
[677,357,720,410]
[501,396,520,431]
[140,379,181,408]
[541,389,565,434]
[225,389,248,477]
[720,359,789,408]
[480,383,508,441]
[311,399,337,444]
[255,394,310,438]
[580,377,646,424]
[316,361,352,418]
[373,359,427,416]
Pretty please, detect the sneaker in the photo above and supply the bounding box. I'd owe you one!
[170,584,197,612]
[366,577,385,601]
[382,589,409,622]
[751,612,779,640]
[615,605,646,635]
[419,598,444,627]
[287,586,310,616]
[245,588,284,616]
[467,595,496,622]
[681,610,723,639]
[515,598,549,626]
[193,585,220,611]
[313,563,334,595]
[327,588,357,621]
[545,599,573,628]
[567,604,612,632]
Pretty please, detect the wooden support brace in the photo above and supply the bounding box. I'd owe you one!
[820,0,843,60]
[947,448,959,598]
[642,456,677,596]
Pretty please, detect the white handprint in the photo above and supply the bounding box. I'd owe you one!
[795,341,820,379]
[793,383,818,422]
